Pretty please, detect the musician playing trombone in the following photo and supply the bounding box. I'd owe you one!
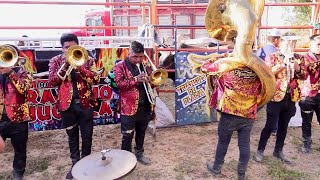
[0,44,32,180]
[48,33,100,179]
[113,41,155,165]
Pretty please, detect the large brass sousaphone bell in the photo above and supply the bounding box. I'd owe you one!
[0,44,20,67]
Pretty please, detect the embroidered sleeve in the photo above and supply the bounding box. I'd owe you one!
[265,54,284,74]
[304,54,320,75]
[294,55,308,80]
[113,63,138,90]
[145,64,157,89]
[77,57,100,85]
[48,55,64,87]
[8,69,32,95]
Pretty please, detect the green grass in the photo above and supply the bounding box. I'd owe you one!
[173,158,199,174]
[0,155,57,179]
[0,171,12,180]
[25,155,57,175]
[266,159,308,180]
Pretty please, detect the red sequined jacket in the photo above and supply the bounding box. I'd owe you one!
[113,60,152,116]
[204,65,261,119]
[0,68,32,123]
[265,52,307,102]
[302,52,320,97]
[48,54,100,111]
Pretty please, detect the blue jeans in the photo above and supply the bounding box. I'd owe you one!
[213,112,254,175]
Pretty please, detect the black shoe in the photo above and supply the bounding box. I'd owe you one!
[254,150,264,162]
[66,169,73,180]
[301,138,312,153]
[273,151,291,164]
[238,173,246,180]
[301,146,311,153]
[12,175,23,180]
[136,154,151,165]
[206,162,221,176]
[12,171,24,180]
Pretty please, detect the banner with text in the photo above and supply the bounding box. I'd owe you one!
[27,48,153,131]
[175,52,217,125]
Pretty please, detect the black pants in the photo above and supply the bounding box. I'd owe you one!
[60,102,94,165]
[121,106,152,155]
[257,94,296,152]
[214,113,254,175]
[299,94,320,140]
[0,115,28,177]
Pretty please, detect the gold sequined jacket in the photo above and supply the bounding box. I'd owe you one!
[0,68,32,123]
[265,52,307,102]
[48,54,100,111]
[113,60,152,116]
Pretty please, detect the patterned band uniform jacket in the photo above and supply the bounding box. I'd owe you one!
[0,68,32,123]
[265,52,307,102]
[113,59,152,116]
[302,52,320,97]
[201,56,262,120]
[48,54,100,112]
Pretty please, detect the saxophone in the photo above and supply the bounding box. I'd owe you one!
[200,0,276,108]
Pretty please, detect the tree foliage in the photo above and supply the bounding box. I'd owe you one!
[266,0,313,47]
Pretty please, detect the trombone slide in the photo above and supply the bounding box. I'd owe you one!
[57,63,73,81]
[136,63,156,106]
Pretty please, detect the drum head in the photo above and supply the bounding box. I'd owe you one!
[72,149,137,180]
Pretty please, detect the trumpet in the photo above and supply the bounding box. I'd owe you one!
[136,52,168,108]
[57,45,88,81]
[0,44,24,68]
[283,46,295,80]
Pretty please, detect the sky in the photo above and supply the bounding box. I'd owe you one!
[0,0,105,38]
[0,0,287,39]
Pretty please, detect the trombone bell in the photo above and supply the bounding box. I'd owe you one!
[144,51,168,86]
[150,69,168,86]
[0,45,19,67]
[66,45,88,67]
[57,45,88,81]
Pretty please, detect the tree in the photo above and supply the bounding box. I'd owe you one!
[266,0,313,47]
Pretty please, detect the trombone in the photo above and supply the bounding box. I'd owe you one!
[57,45,88,81]
[136,52,168,109]
[0,44,25,68]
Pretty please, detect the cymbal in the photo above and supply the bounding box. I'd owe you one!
[72,149,137,180]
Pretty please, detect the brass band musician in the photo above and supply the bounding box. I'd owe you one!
[48,33,100,179]
[113,41,154,165]
[0,44,32,180]
[299,34,320,153]
[255,33,307,164]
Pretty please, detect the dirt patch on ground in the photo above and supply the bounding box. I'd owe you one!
[1,91,320,180]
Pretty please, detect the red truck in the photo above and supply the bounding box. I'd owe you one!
[70,10,112,38]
